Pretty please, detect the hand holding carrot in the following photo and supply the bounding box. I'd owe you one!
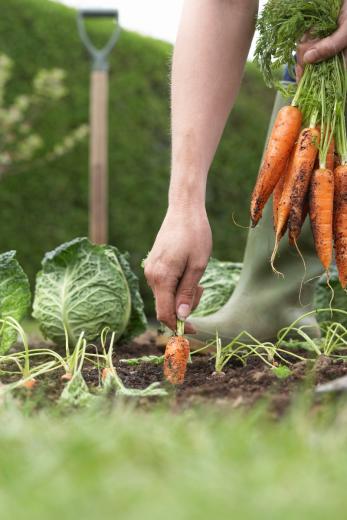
[296,0,347,80]
[144,206,211,332]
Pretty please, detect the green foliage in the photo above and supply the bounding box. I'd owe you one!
[59,371,96,408]
[272,365,293,379]
[192,258,242,317]
[0,0,274,311]
[255,0,341,87]
[0,53,88,177]
[315,267,347,328]
[32,238,147,345]
[0,252,31,354]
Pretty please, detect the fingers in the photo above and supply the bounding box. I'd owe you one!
[175,263,206,320]
[180,286,204,335]
[154,283,177,332]
[192,285,204,311]
[296,38,319,81]
[144,261,178,331]
[144,256,207,334]
[303,27,347,64]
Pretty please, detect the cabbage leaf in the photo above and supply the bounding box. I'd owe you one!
[192,258,242,318]
[0,251,31,354]
[33,238,147,345]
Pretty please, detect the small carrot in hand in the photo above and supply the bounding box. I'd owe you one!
[334,164,347,288]
[163,320,190,385]
[250,105,302,227]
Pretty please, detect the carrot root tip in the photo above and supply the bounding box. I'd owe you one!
[270,237,284,278]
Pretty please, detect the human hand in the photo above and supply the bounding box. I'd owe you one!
[296,0,347,81]
[144,205,212,333]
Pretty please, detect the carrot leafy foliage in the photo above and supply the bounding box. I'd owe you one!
[255,0,342,88]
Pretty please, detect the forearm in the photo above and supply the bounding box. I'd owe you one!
[169,0,258,208]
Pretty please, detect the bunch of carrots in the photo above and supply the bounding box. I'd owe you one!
[252,0,347,289]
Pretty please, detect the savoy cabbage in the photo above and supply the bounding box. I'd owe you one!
[0,251,31,354]
[33,238,147,344]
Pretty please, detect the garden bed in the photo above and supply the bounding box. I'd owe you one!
[4,330,347,415]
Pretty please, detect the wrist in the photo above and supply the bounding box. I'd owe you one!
[168,187,206,211]
[169,168,207,210]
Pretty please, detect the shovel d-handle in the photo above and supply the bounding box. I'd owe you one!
[77,10,121,245]
[77,10,121,71]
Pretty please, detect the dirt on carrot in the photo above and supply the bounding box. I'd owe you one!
[288,128,320,244]
[164,335,190,385]
[334,165,347,288]
[279,127,320,240]
[250,105,302,227]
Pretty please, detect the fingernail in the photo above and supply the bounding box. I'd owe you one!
[304,48,318,64]
[177,304,190,320]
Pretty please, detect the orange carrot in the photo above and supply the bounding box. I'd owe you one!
[334,165,347,288]
[250,105,302,227]
[289,196,309,246]
[273,170,286,231]
[277,127,320,240]
[309,168,334,271]
[22,378,37,390]
[164,333,190,385]
[61,372,72,381]
[287,128,320,244]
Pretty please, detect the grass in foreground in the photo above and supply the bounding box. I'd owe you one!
[0,397,347,519]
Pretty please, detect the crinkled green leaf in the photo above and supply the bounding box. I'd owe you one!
[0,251,31,354]
[192,258,242,318]
[102,370,167,397]
[108,246,147,340]
[272,365,292,380]
[33,238,146,345]
[59,372,96,408]
[116,382,167,397]
[119,355,164,366]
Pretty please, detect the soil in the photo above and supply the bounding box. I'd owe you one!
[3,331,347,415]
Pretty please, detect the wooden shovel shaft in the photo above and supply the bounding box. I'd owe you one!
[89,70,108,244]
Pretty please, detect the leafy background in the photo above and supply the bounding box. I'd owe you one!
[0,0,274,310]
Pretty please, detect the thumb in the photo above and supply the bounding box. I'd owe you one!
[175,264,205,320]
[304,29,347,64]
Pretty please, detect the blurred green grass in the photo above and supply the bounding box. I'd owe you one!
[0,399,347,519]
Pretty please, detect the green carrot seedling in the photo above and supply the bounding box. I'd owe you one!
[98,328,167,397]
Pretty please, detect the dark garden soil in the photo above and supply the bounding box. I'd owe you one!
[4,331,347,415]
[112,333,347,415]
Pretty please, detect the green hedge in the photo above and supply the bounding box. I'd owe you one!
[0,0,274,310]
